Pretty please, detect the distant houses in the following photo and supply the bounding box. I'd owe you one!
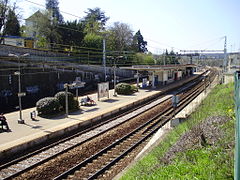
[25,10,43,38]
[0,10,43,49]
[2,36,35,48]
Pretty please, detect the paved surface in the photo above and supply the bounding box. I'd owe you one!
[0,75,199,154]
[0,86,162,152]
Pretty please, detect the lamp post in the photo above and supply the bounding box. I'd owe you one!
[103,38,107,81]
[113,56,123,97]
[64,83,69,117]
[9,53,29,124]
[64,81,85,117]
[113,62,117,96]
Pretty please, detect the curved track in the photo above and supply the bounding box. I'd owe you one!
[0,69,217,180]
[54,69,217,180]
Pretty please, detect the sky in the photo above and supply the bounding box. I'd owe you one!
[17,0,240,54]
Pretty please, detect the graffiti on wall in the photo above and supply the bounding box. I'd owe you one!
[26,85,39,94]
[0,90,12,97]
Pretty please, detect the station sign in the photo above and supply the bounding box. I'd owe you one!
[64,82,86,89]
[18,92,26,97]
[70,81,86,89]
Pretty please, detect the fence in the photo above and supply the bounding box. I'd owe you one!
[234,71,240,180]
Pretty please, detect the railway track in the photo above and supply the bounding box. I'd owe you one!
[0,95,172,180]
[54,69,216,180]
[0,69,216,180]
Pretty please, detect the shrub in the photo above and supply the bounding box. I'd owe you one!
[55,91,79,110]
[115,83,138,95]
[131,85,139,93]
[36,97,60,115]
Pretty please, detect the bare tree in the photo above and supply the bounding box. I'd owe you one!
[0,0,9,42]
[108,22,133,51]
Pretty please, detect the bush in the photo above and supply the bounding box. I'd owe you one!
[36,97,61,115]
[55,91,79,110]
[131,85,139,93]
[115,83,138,95]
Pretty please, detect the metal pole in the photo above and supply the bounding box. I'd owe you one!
[152,71,155,88]
[65,84,69,117]
[223,36,227,72]
[113,61,117,97]
[17,57,23,123]
[235,72,240,180]
[76,88,78,102]
[9,53,29,124]
[136,70,139,87]
[164,53,166,66]
[103,39,106,81]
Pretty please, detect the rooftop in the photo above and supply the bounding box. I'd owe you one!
[120,64,197,71]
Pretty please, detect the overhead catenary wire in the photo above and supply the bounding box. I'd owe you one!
[145,37,181,51]
[188,36,225,50]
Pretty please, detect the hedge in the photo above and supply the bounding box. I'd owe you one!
[36,97,61,115]
[115,83,138,95]
[55,91,79,110]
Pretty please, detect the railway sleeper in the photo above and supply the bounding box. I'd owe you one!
[67,175,74,179]
[101,153,115,159]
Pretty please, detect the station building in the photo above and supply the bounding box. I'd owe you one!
[121,64,197,88]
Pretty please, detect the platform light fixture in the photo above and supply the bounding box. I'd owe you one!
[9,53,30,124]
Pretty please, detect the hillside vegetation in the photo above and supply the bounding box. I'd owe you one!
[120,83,235,180]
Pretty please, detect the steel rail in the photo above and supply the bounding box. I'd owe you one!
[54,70,217,179]
[0,70,212,180]
[1,71,204,169]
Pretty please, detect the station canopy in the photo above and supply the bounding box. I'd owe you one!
[120,64,197,71]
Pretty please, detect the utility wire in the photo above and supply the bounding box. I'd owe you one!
[145,37,181,51]
[21,0,168,53]
[24,0,82,19]
[188,36,225,49]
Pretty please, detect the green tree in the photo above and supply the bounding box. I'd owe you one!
[132,53,155,65]
[132,30,147,53]
[4,8,20,36]
[169,50,176,64]
[83,7,109,30]
[83,33,103,49]
[161,49,179,65]
[84,20,101,34]
[45,0,63,23]
[59,20,85,47]
[82,7,109,39]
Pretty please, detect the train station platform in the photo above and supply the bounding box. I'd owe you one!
[0,74,201,160]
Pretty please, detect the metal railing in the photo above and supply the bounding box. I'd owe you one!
[234,71,240,180]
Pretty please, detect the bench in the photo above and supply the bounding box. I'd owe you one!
[80,97,88,106]
[0,120,3,131]
[80,97,96,106]
[0,119,8,131]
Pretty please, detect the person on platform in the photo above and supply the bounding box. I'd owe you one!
[86,96,95,105]
[0,113,10,131]
[86,96,91,102]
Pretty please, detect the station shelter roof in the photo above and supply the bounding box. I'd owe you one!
[120,64,197,72]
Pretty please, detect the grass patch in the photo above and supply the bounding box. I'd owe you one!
[120,83,234,180]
